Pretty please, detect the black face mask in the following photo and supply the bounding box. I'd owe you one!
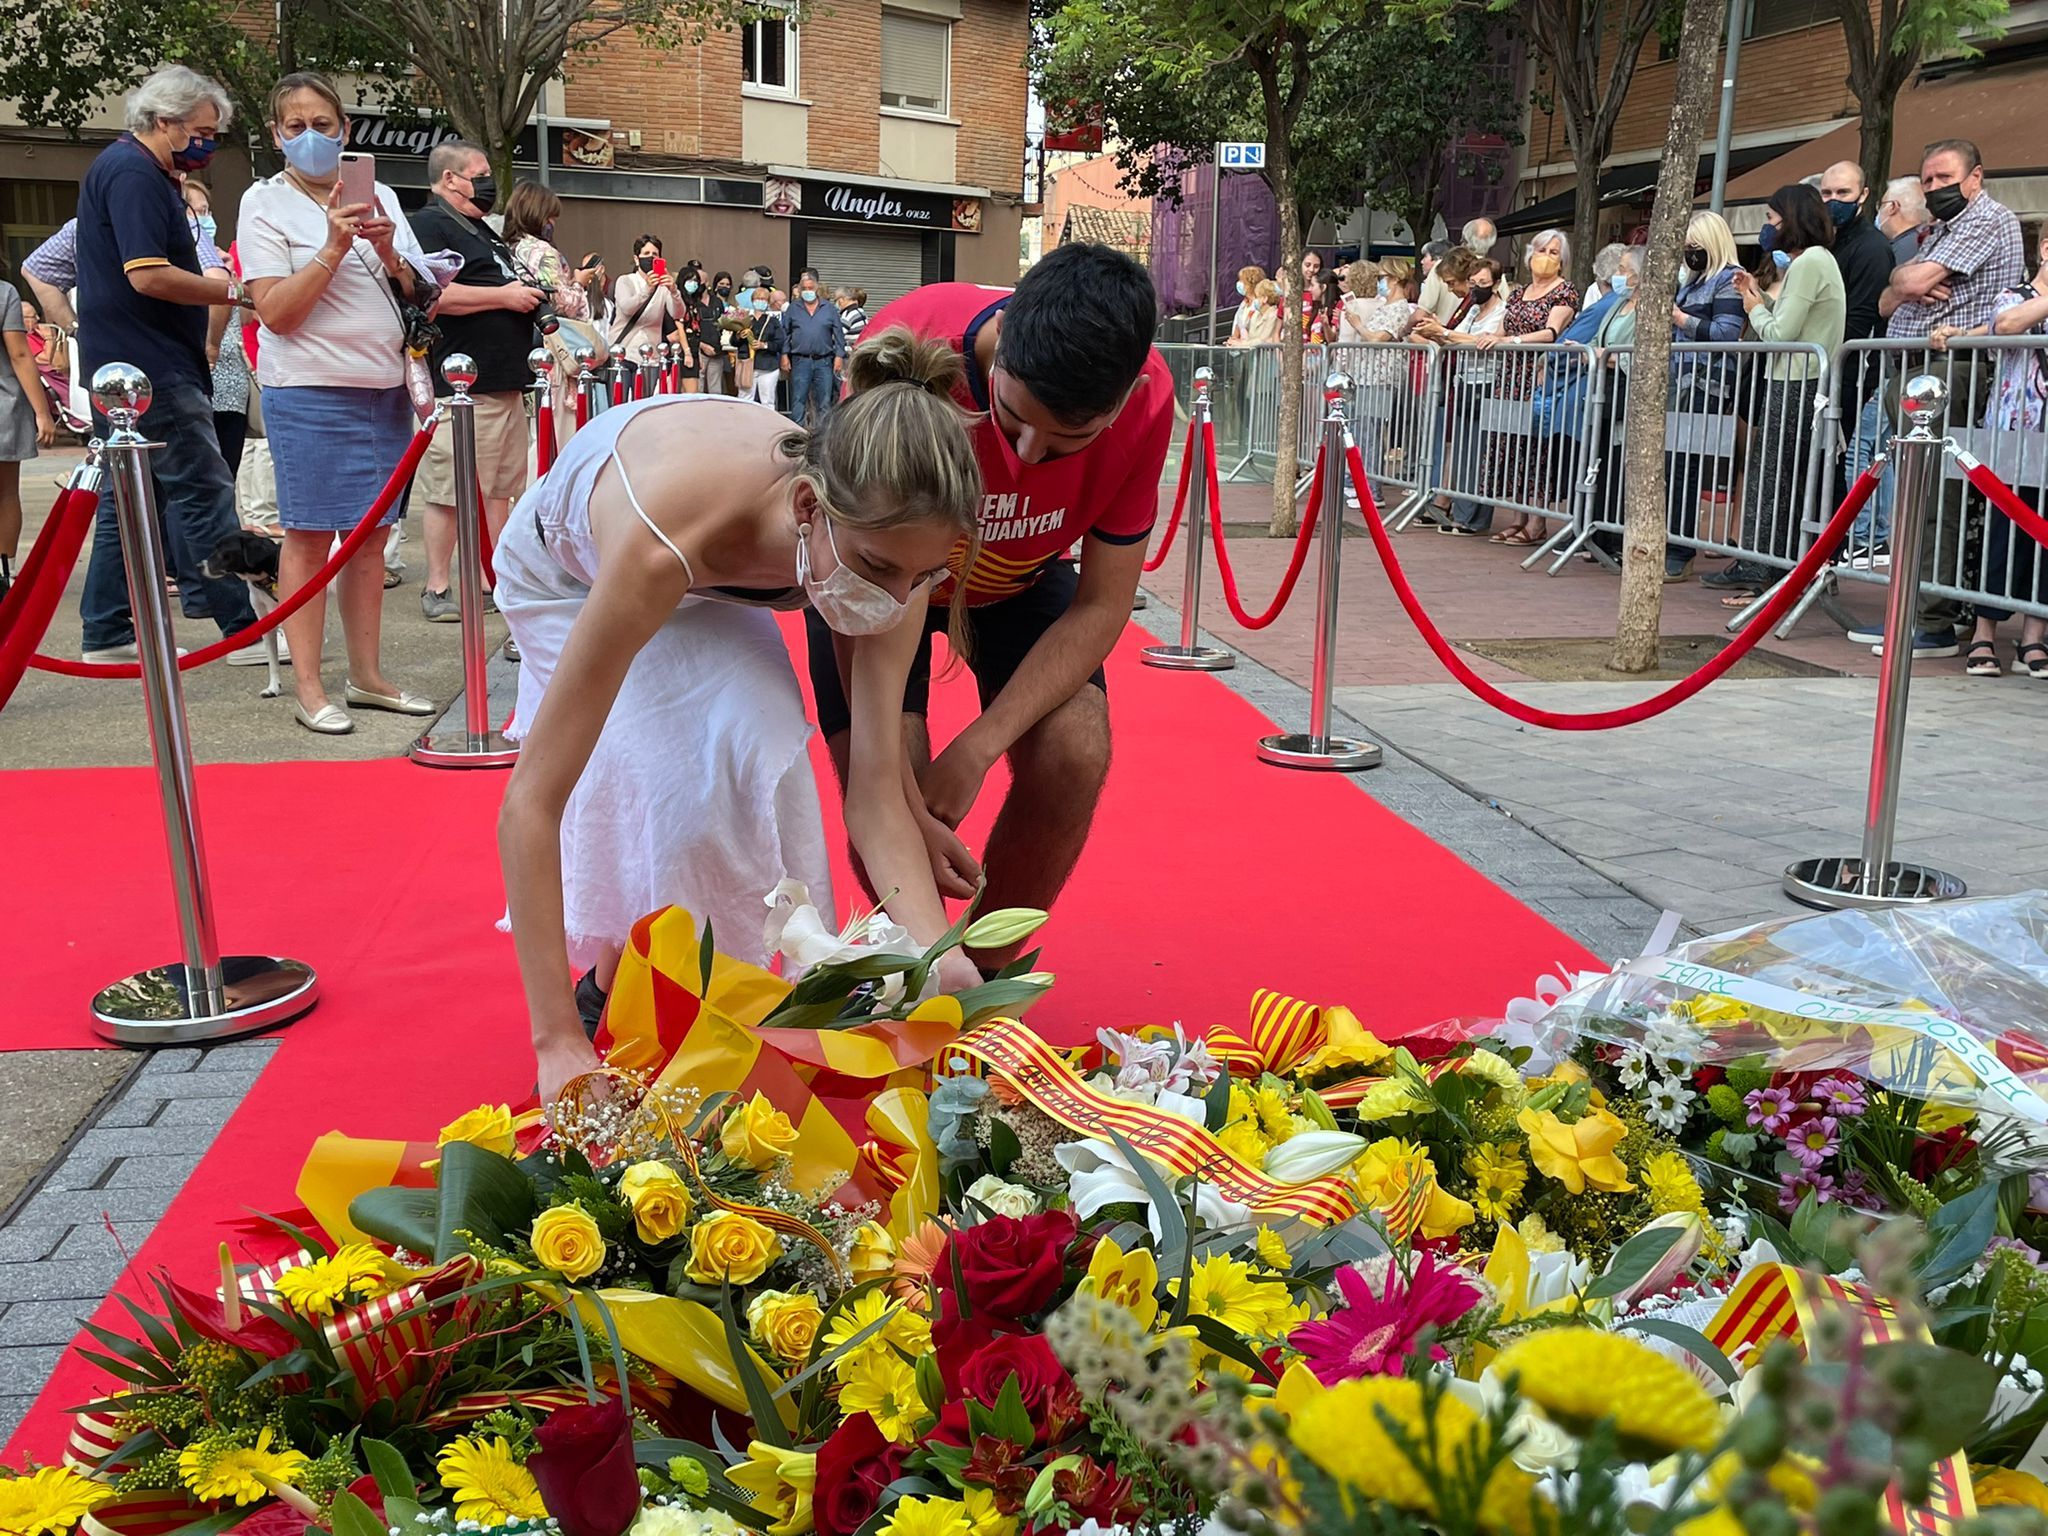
[717,284,731,295]
[1684,247,1709,274]
[1925,183,1969,224]
[638,255,655,273]
[466,175,497,215]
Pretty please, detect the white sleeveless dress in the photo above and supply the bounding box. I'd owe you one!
[494,395,835,969]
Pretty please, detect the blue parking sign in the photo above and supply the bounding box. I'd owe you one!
[1218,141,1265,169]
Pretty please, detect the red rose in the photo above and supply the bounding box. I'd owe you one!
[942,1211,1078,1322]
[815,1413,908,1536]
[529,1399,642,1536]
[955,1333,1081,1442]
[934,1309,1020,1394]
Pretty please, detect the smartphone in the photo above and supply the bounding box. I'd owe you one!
[337,151,376,211]
[652,257,668,278]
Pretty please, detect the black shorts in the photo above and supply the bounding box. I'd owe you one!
[806,559,1108,739]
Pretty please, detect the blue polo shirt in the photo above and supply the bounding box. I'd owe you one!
[782,298,846,359]
[76,134,209,390]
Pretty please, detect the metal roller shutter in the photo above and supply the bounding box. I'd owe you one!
[805,228,926,310]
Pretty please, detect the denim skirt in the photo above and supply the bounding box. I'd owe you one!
[264,384,417,532]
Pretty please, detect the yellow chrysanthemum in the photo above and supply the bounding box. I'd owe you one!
[1353,1137,1475,1239]
[270,1244,390,1319]
[1642,1151,1707,1217]
[1493,1331,1721,1454]
[1516,1212,1565,1254]
[1076,1235,1161,1330]
[1463,1143,1528,1224]
[823,1290,931,1371]
[877,1495,973,1536]
[837,1347,926,1443]
[179,1429,311,1507]
[1290,1376,1534,1536]
[436,1436,547,1527]
[0,1466,113,1536]
[1350,1075,1434,1122]
[960,1486,1018,1536]
[1974,1467,2048,1513]
[1248,1084,1298,1144]
[728,1442,817,1536]
[1178,1252,1295,1336]
[1216,1117,1272,1168]
[1254,1226,1294,1272]
[1518,1106,1633,1194]
[1457,1050,1529,1106]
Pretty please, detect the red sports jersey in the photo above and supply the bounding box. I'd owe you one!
[869,283,1175,605]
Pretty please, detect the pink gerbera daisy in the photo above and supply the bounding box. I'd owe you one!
[1288,1252,1483,1383]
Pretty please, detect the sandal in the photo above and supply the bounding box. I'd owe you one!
[1500,528,1543,546]
[2014,641,2048,679]
[1718,590,1762,608]
[1965,639,2002,676]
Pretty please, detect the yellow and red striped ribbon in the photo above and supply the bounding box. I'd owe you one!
[950,1019,1358,1225]
[667,1129,848,1280]
[234,1250,481,1403]
[1205,989,1327,1079]
[1707,1263,1975,1536]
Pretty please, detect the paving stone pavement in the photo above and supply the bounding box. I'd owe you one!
[0,1038,279,1439]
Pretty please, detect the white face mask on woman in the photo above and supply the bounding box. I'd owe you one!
[798,517,909,635]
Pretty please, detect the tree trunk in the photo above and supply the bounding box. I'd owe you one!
[1857,94,1895,220]
[1270,165,1304,537]
[1569,148,1603,292]
[1611,0,1723,673]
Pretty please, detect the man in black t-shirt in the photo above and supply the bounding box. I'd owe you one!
[406,139,544,621]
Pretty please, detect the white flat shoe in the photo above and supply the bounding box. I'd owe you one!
[294,702,354,735]
[344,680,437,716]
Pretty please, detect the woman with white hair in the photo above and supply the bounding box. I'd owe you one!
[1664,210,1747,581]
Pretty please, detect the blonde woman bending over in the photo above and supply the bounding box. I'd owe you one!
[496,328,985,1100]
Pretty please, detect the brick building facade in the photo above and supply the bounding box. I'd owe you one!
[1,0,1030,300]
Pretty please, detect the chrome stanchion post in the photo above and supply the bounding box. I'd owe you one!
[528,346,554,461]
[1142,366,1234,671]
[1784,373,1964,909]
[411,356,519,769]
[1257,374,1381,772]
[86,364,319,1044]
[637,341,659,398]
[576,346,604,417]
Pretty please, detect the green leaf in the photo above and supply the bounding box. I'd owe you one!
[915,1351,946,1415]
[1787,1189,1859,1275]
[700,917,716,995]
[237,1350,318,1390]
[1190,1315,1279,1381]
[1106,1129,1185,1266]
[114,1293,182,1363]
[348,1186,440,1257]
[1584,1223,1684,1300]
[988,1372,1035,1447]
[1862,1340,2002,1457]
[720,1281,793,1446]
[1205,1068,1233,1133]
[954,976,1055,1025]
[1619,1317,1740,1385]
[987,1117,1023,1175]
[1923,1180,2002,1289]
[361,1437,415,1500]
[432,1141,540,1260]
[328,1490,389,1536]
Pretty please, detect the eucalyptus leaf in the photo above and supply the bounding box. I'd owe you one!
[1923,1181,2002,1289]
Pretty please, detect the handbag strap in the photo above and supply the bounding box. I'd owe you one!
[610,287,659,350]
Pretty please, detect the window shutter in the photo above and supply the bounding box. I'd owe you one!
[880,12,949,113]
[806,229,926,312]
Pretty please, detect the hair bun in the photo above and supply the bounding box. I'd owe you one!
[845,325,966,399]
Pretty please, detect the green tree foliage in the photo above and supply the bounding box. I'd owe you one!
[1824,0,2008,209]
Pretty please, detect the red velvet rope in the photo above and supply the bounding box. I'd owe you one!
[0,482,96,711]
[29,420,437,680]
[1142,417,1197,573]
[576,390,590,428]
[1344,444,1878,731]
[477,488,498,591]
[535,397,555,476]
[1957,453,2048,551]
[1207,419,1323,629]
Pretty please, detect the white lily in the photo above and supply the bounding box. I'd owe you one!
[1260,1130,1368,1183]
[1525,1244,1593,1309]
[761,879,923,1004]
[1608,1212,1706,1305]
[1054,1136,1251,1239]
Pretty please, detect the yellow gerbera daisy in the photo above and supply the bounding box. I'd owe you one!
[1492,1331,1722,1455]
[878,1495,973,1536]
[837,1347,926,1443]
[1178,1252,1295,1336]
[1463,1143,1528,1224]
[270,1244,391,1319]
[436,1435,548,1526]
[178,1429,311,1507]
[823,1290,931,1370]
[1290,1376,1534,1536]
[0,1466,113,1536]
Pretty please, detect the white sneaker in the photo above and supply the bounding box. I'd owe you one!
[224,636,290,666]
[82,642,190,663]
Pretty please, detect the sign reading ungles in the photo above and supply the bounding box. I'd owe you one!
[764,174,982,234]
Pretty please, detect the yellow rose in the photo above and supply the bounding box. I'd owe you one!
[1518,1105,1633,1194]
[748,1289,825,1363]
[721,1093,801,1170]
[531,1203,607,1282]
[849,1220,896,1283]
[685,1211,783,1284]
[619,1161,693,1244]
[438,1104,516,1156]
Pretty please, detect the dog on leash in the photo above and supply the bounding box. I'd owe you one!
[200,531,288,698]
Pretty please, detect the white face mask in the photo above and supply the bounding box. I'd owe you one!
[798,516,908,635]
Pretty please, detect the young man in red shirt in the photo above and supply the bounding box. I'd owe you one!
[806,243,1173,971]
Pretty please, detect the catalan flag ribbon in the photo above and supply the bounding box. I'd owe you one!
[1206,989,1327,1078]
[234,1250,483,1404]
[1707,1263,1976,1536]
[950,1018,1359,1226]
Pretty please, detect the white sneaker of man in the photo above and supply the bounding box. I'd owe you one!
[225,633,291,665]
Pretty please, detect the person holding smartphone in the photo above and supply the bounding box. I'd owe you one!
[612,235,677,376]
[239,70,437,733]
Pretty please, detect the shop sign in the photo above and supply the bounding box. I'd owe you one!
[764,174,982,234]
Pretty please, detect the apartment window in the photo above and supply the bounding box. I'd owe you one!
[744,9,798,95]
[880,10,951,114]
[1746,0,1825,38]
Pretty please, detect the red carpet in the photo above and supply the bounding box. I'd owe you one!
[2,625,1594,1460]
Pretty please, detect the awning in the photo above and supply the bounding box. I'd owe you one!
[1720,57,2048,205]
[1497,145,1788,235]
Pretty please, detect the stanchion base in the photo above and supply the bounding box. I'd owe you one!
[1256,733,1381,772]
[1782,856,1967,911]
[1131,593,1149,611]
[410,729,520,769]
[1141,643,1236,672]
[91,956,318,1046]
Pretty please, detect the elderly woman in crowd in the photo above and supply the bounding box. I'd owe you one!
[1413,250,1507,535]
[239,70,436,735]
[1486,228,1581,546]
